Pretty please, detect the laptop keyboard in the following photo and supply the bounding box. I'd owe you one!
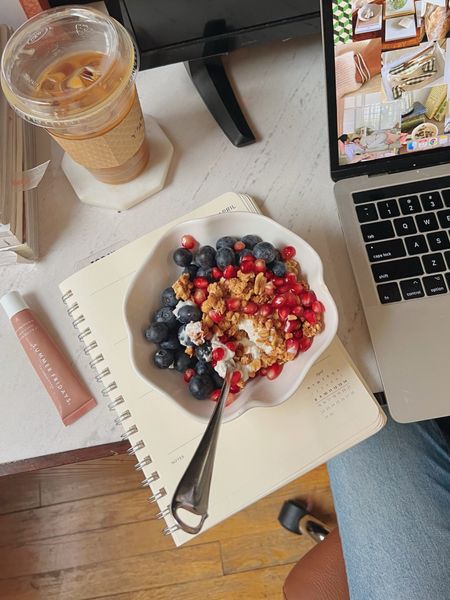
[353,176,450,304]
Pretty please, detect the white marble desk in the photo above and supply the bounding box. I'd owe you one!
[0,34,382,472]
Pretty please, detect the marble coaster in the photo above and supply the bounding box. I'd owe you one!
[61,115,174,210]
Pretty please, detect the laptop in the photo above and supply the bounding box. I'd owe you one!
[321,1,450,423]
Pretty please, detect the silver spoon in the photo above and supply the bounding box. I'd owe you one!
[171,364,233,534]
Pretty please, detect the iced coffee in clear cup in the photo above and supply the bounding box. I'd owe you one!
[1,7,149,185]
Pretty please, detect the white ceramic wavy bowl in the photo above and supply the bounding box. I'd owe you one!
[124,212,338,423]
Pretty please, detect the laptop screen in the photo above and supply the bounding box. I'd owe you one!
[325,1,450,175]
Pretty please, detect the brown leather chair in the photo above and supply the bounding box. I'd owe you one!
[283,528,350,600]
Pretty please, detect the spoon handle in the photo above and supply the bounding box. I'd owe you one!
[170,366,233,534]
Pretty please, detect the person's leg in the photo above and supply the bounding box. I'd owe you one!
[327,412,450,600]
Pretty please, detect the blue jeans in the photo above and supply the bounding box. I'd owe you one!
[328,411,450,600]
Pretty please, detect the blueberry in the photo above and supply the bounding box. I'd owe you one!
[195,245,216,269]
[211,369,224,388]
[178,304,202,324]
[216,236,237,250]
[271,261,286,277]
[161,287,177,308]
[182,263,198,280]
[216,247,236,269]
[153,348,174,369]
[189,374,215,400]
[195,360,211,375]
[195,341,212,362]
[154,307,178,330]
[160,333,183,352]
[238,249,254,263]
[144,322,169,343]
[174,351,194,372]
[173,247,193,267]
[196,267,213,282]
[253,242,277,263]
[241,234,262,249]
[178,324,196,347]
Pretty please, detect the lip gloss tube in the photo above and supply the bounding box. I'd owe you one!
[1,291,96,425]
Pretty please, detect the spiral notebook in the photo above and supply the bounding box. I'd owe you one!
[59,192,386,546]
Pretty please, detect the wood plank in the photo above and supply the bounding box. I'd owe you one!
[90,563,292,600]
[0,441,130,477]
[0,543,222,600]
[0,473,40,515]
[38,455,140,506]
[0,488,152,547]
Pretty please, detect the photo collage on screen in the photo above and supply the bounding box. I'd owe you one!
[333,0,450,165]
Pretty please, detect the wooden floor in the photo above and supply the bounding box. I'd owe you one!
[0,456,335,600]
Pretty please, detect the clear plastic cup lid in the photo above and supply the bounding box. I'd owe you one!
[0,6,136,128]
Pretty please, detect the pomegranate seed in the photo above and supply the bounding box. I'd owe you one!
[181,234,196,250]
[226,297,241,311]
[243,301,258,315]
[285,273,297,285]
[285,338,300,357]
[223,265,237,279]
[210,389,221,402]
[266,363,283,380]
[219,335,229,343]
[226,342,236,352]
[234,241,246,252]
[278,306,290,321]
[183,368,196,383]
[254,259,266,273]
[193,276,209,289]
[284,319,300,333]
[212,347,225,361]
[312,300,325,313]
[240,260,254,274]
[304,309,316,324]
[277,284,290,294]
[293,329,304,339]
[272,294,286,307]
[193,289,207,305]
[291,282,304,295]
[211,267,223,280]
[209,309,223,323]
[231,371,241,385]
[230,384,240,394]
[300,291,316,307]
[259,304,274,317]
[299,336,313,352]
[241,253,254,263]
[284,291,299,307]
[292,305,305,318]
[265,271,273,281]
[281,246,296,260]
[273,277,285,287]
[260,367,268,376]
[265,282,276,296]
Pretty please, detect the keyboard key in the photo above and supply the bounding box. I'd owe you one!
[422,253,446,274]
[445,251,450,269]
[371,257,423,282]
[399,196,421,214]
[415,212,439,232]
[427,231,450,251]
[420,192,443,211]
[405,235,428,255]
[356,203,378,223]
[361,221,395,242]
[437,209,450,228]
[377,282,401,304]
[400,278,424,300]
[441,189,450,207]
[423,274,447,296]
[377,199,400,219]
[365,239,406,262]
[445,272,450,290]
[394,217,417,236]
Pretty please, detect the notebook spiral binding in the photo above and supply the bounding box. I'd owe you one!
[61,289,179,537]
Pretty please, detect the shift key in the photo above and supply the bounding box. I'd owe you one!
[371,257,423,282]
[361,221,395,242]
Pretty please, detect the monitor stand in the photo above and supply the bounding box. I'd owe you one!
[185,56,256,148]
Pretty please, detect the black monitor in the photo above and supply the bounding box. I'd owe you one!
[49,0,321,145]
